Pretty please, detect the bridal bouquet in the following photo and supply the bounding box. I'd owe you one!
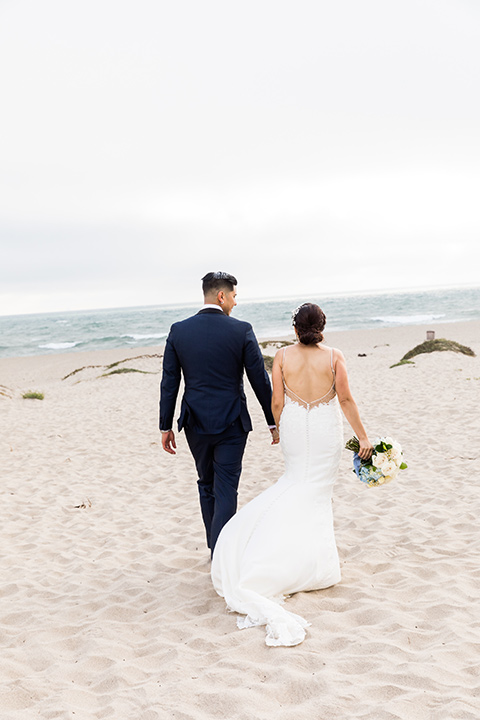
[345,436,407,487]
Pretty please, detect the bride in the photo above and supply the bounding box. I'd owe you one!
[211,303,373,646]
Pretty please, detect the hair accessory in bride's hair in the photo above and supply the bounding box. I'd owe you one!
[291,304,305,326]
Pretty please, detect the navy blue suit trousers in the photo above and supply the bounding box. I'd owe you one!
[185,417,247,553]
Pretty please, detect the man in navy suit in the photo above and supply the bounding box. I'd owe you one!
[159,272,278,554]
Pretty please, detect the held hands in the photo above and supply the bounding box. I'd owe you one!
[270,427,280,445]
[162,430,177,455]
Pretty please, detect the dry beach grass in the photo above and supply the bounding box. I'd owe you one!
[1,321,479,719]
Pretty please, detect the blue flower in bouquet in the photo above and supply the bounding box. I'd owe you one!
[352,452,385,486]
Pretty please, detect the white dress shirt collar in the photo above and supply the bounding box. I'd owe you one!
[201,304,224,311]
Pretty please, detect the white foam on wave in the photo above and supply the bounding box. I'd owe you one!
[371,314,446,324]
[39,342,80,350]
[121,333,167,341]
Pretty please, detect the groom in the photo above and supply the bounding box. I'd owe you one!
[159,271,278,554]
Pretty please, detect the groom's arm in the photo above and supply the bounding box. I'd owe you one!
[243,325,276,427]
[159,328,182,435]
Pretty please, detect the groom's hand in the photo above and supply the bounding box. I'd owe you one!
[270,427,280,445]
[162,430,177,455]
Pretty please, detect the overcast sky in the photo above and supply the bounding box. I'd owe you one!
[1,0,479,315]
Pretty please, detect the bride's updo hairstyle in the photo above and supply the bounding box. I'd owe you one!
[292,303,326,345]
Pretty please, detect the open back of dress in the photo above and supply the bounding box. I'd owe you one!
[282,345,337,409]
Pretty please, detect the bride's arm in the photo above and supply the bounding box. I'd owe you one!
[334,349,373,460]
[271,350,285,429]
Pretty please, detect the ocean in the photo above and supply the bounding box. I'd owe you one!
[0,285,479,359]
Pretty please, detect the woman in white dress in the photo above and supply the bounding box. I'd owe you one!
[211,303,373,647]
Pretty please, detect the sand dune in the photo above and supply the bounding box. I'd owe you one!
[1,321,479,719]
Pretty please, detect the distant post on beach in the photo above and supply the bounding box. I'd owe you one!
[426,331,435,340]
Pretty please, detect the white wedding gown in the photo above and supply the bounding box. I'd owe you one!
[211,349,344,647]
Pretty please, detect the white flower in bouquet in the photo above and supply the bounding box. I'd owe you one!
[380,459,397,480]
[374,452,387,469]
[389,447,402,463]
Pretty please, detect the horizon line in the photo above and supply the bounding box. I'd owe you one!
[1,281,479,319]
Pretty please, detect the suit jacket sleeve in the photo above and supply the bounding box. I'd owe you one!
[243,325,276,426]
[159,329,181,431]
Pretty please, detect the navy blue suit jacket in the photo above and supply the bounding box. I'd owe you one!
[159,308,275,435]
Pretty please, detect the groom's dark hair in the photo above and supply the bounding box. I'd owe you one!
[202,271,237,296]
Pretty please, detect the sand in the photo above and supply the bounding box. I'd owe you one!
[1,320,479,719]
